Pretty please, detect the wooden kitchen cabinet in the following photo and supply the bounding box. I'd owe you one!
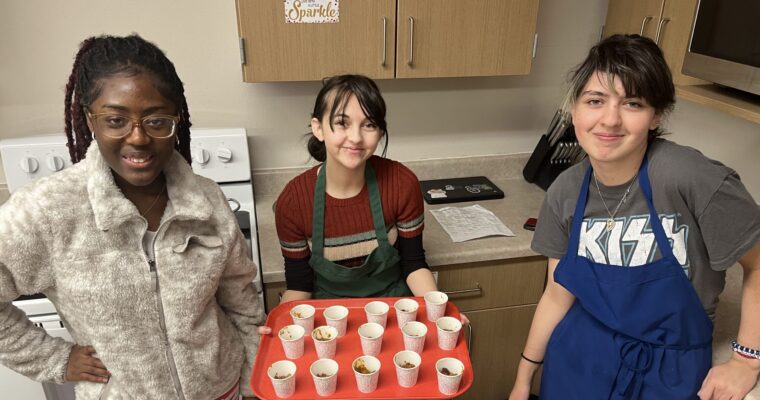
[603,0,663,40]
[603,0,705,86]
[455,305,539,400]
[395,0,539,79]
[433,256,547,398]
[235,0,539,82]
[236,0,395,82]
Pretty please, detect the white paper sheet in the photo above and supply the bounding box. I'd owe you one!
[429,204,515,243]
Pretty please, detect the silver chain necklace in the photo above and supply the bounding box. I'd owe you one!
[593,173,637,232]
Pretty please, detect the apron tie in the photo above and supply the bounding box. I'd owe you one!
[614,336,653,399]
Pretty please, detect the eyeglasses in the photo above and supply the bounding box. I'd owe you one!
[86,112,179,139]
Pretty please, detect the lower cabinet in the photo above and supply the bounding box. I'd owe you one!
[434,256,547,399]
[455,305,539,400]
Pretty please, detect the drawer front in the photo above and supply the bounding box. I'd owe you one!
[434,256,546,311]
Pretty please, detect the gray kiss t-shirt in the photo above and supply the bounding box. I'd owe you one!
[532,138,760,317]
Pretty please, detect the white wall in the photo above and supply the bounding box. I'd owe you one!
[666,101,760,198]
[1,0,757,199]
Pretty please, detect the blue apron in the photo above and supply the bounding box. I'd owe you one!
[540,156,713,399]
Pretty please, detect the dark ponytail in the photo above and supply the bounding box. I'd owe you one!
[63,34,193,164]
[307,74,388,162]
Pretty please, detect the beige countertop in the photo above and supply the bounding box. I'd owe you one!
[252,153,543,284]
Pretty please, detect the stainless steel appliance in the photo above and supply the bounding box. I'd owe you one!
[0,128,264,399]
[682,0,760,96]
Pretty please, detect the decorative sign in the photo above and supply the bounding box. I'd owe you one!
[284,0,339,24]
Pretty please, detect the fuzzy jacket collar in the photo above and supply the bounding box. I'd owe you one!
[85,143,213,231]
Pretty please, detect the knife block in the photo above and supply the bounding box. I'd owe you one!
[523,125,580,191]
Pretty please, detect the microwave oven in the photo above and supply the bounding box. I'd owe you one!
[682,0,760,96]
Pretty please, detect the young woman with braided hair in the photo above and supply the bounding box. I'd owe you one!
[0,34,264,399]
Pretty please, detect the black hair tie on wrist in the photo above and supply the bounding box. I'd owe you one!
[521,352,544,365]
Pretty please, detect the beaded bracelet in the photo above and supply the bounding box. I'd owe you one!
[521,352,544,365]
[731,340,760,360]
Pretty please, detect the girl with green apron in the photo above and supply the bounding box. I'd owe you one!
[271,74,439,306]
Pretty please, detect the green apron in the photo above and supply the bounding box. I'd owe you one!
[309,162,412,299]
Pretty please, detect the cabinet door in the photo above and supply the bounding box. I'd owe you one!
[236,0,395,82]
[396,0,539,79]
[456,305,538,400]
[658,0,706,86]
[603,0,663,39]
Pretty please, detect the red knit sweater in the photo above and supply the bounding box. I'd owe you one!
[274,156,427,291]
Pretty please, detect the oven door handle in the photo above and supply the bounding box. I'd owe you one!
[227,198,241,212]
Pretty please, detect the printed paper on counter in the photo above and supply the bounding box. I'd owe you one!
[429,204,515,243]
[284,0,339,23]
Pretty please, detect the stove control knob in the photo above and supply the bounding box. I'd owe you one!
[193,148,210,165]
[46,155,65,172]
[216,147,233,163]
[20,156,39,173]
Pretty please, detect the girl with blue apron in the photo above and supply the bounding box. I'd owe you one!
[540,156,713,399]
[308,162,413,299]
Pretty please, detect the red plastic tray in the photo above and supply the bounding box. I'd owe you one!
[251,297,473,399]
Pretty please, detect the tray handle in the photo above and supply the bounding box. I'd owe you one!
[466,321,473,354]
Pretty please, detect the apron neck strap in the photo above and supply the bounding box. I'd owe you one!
[636,155,675,259]
[365,162,390,244]
[568,155,674,260]
[311,161,389,257]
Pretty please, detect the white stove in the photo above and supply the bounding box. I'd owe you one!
[0,128,264,399]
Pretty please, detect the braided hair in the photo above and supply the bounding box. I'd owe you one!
[64,34,192,164]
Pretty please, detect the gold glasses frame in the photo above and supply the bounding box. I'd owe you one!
[86,111,180,139]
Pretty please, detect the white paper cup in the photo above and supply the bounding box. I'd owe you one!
[311,325,339,359]
[358,322,385,356]
[436,357,465,395]
[353,355,381,393]
[401,321,428,354]
[268,360,297,398]
[436,316,462,351]
[323,305,349,337]
[364,301,390,328]
[394,298,419,328]
[278,324,305,359]
[424,291,448,322]
[394,350,422,388]
[310,358,339,397]
[290,304,316,332]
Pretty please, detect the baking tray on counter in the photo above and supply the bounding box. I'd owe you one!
[251,297,473,399]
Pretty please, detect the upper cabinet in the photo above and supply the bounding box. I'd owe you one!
[235,0,540,82]
[603,0,704,86]
[235,0,396,82]
[395,0,539,79]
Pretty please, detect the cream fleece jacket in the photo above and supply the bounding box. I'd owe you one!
[0,143,265,399]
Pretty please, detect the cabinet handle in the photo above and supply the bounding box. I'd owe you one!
[381,17,387,66]
[442,283,482,296]
[407,16,415,66]
[639,16,654,35]
[655,18,670,44]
